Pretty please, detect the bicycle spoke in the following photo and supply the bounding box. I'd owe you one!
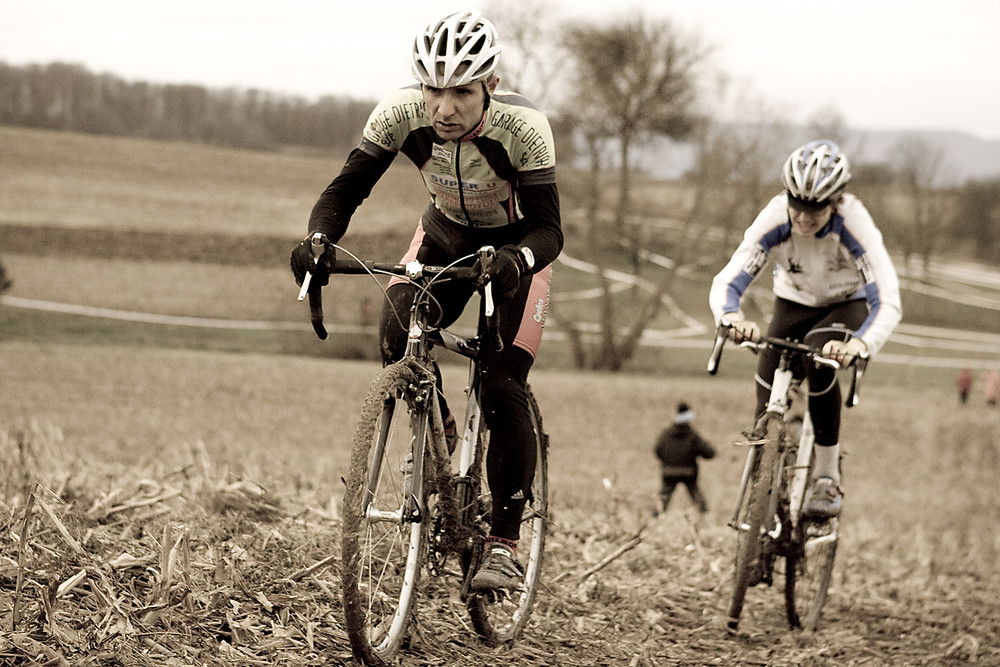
[342,363,428,665]
[468,388,548,645]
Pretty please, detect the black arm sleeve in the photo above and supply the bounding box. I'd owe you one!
[307,147,396,242]
[696,433,717,459]
[516,181,563,271]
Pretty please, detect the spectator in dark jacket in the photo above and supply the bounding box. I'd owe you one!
[654,402,716,515]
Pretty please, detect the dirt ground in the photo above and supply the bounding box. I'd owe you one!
[2,454,996,667]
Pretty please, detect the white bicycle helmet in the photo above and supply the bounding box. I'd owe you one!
[412,10,501,88]
[781,140,851,204]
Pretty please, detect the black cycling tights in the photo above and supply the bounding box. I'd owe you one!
[378,275,536,542]
[754,297,868,447]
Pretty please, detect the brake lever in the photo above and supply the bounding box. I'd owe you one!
[296,233,328,340]
[477,246,503,352]
[707,324,729,375]
[846,355,868,407]
[297,233,327,301]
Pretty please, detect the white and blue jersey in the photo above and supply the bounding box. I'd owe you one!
[709,192,901,354]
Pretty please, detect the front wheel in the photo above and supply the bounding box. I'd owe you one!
[467,387,549,645]
[727,413,783,631]
[341,362,431,666]
[784,519,838,630]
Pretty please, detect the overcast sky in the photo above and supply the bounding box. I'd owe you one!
[5,0,1000,140]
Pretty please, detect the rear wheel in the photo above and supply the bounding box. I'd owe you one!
[467,388,549,645]
[727,413,783,631]
[341,362,431,666]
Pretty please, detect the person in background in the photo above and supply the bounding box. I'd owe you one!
[709,140,902,520]
[289,9,562,593]
[653,402,716,515]
[984,368,999,407]
[956,367,973,404]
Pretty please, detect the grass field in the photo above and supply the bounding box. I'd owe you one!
[2,342,999,665]
[0,125,429,238]
[1,125,999,664]
[3,125,998,369]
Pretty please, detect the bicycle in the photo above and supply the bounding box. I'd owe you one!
[299,238,549,665]
[707,322,867,632]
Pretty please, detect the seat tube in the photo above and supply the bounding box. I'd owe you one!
[789,411,816,524]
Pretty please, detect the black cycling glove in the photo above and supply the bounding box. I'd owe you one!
[476,245,525,302]
[290,235,334,287]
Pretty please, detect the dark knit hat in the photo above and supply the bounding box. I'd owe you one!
[675,402,695,424]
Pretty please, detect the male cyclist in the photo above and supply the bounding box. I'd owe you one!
[290,10,562,591]
[709,140,901,518]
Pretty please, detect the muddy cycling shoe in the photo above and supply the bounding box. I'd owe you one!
[803,476,843,519]
[470,543,523,592]
[443,414,458,455]
[747,559,766,588]
[747,544,774,588]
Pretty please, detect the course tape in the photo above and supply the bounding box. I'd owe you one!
[3,295,995,370]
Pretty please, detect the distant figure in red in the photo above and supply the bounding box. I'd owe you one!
[984,369,1000,407]
[654,402,716,515]
[957,367,973,404]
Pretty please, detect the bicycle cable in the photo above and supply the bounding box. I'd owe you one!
[331,243,477,335]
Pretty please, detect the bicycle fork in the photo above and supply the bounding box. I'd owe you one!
[728,360,795,530]
[363,380,437,526]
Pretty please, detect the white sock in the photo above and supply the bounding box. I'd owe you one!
[813,443,841,485]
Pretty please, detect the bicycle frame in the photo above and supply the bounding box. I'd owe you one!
[727,345,831,531]
[359,256,494,545]
[326,244,549,664]
[708,323,866,631]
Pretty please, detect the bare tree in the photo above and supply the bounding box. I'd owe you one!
[561,15,705,254]
[951,179,1000,262]
[483,0,560,107]
[806,106,850,147]
[547,14,708,371]
[890,137,953,273]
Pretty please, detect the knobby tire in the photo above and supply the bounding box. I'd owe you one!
[466,387,549,645]
[341,362,430,666]
[727,413,783,631]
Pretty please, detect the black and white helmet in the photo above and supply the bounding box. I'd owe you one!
[411,10,501,88]
[781,140,851,204]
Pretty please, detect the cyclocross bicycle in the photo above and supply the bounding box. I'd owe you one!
[707,323,867,632]
[300,238,549,665]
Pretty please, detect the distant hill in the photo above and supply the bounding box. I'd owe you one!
[847,129,1000,185]
[630,127,1000,186]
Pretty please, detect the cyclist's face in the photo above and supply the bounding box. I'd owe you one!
[788,202,833,236]
[423,77,497,141]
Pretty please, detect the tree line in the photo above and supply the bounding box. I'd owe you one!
[0,61,374,152]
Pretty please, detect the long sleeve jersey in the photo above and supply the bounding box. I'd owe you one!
[709,192,902,355]
[308,85,562,270]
